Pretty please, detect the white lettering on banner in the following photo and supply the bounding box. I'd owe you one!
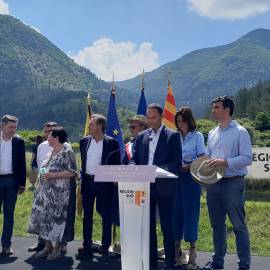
[248,147,270,179]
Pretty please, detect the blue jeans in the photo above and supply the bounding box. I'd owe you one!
[173,171,201,242]
[0,175,17,248]
[206,177,250,270]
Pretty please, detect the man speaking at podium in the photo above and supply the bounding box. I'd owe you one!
[132,104,182,270]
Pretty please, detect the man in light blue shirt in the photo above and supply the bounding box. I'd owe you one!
[201,96,252,270]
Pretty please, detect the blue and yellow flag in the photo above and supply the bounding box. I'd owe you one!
[105,81,124,226]
[106,84,124,157]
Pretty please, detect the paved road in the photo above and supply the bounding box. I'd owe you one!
[0,237,268,270]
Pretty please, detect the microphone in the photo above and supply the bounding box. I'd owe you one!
[104,142,132,165]
[148,130,153,142]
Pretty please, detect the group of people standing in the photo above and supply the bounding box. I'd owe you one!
[0,95,252,270]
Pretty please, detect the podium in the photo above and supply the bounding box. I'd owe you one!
[95,165,177,270]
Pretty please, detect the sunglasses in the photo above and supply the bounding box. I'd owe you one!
[129,125,140,130]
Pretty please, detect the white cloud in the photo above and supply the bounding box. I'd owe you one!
[187,0,270,20]
[69,38,160,81]
[0,0,9,15]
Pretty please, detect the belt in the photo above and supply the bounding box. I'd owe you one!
[0,174,14,178]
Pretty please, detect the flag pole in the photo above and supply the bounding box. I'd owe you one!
[141,69,145,91]
[137,69,147,115]
[112,72,116,95]
[78,91,92,217]
[87,91,92,118]
[168,70,172,87]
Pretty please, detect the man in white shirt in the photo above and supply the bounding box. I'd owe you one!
[0,115,26,255]
[76,114,121,262]
[132,104,182,270]
[36,122,58,169]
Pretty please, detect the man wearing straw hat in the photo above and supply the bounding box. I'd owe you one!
[122,115,149,164]
[199,96,252,270]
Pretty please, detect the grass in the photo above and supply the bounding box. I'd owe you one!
[0,153,269,256]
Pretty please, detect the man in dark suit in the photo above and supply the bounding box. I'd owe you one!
[132,104,182,270]
[76,114,121,262]
[0,115,26,255]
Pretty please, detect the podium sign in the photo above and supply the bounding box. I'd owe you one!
[95,165,156,270]
[94,165,156,182]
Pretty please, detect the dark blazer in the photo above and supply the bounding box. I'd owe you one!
[80,134,120,173]
[80,134,121,191]
[132,126,182,197]
[11,136,26,190]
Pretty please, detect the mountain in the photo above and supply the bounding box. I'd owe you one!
[0,15,136,139]
[117,29,270,116]
[0,14,136,104]
[234,79,270,119]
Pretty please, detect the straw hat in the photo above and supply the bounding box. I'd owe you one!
[190,156,225,185]
[127,115,148,128]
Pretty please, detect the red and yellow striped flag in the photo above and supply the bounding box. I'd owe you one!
[163,80,177,129]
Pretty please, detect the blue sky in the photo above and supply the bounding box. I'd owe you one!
[1,0,270,81]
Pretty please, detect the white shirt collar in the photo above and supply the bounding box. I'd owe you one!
[151,124,164,135]
[0,132,12,142]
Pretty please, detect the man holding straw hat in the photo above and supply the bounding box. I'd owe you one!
[199,96,252,270]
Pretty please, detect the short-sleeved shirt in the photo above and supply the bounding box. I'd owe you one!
[181,131,206,164]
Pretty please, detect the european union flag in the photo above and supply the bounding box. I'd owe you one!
[105,87,124,226]
[137,88,147,116]
[106,89,125,157]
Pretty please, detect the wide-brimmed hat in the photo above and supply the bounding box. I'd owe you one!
[127,115,148,128]
[190,156,225,185]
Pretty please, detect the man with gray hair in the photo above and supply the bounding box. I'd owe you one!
[76,114,121,262]
[0,115,26,255]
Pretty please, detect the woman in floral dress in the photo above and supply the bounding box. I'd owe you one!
[28,126,77,260]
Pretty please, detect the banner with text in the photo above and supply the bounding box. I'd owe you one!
[248,147,270,179]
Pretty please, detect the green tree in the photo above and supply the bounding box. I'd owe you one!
[236,118,255,143]
[254,112,270,131]
[197,119,216,142]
